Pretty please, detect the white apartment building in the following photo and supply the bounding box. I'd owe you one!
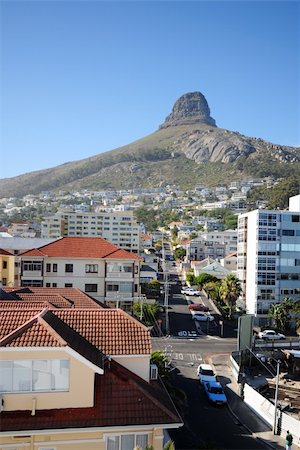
[188,230,237,262]
[41,210,141,253]
[19,237,142,310]
[237,194,300,325]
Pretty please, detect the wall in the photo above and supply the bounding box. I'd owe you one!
[230,355,300,446]
[1,348,95,411]
[113,355,150,382]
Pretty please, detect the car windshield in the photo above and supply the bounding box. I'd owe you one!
[210,387,223,394]
[201,369,214,376]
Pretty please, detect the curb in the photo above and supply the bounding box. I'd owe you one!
[209,356,282,450]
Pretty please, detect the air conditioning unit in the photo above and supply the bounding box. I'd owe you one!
[150,364,158,380]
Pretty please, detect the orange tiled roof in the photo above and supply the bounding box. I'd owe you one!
[0,301,51,310]
[0,309,105,371]
[20,236,141,260]
[3,287,103,309]
[0,360,182,431]
[0,308,151,355]
[0,248,13,256]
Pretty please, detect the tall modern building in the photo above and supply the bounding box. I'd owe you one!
[41,210,141,253]
[237,194,300,325]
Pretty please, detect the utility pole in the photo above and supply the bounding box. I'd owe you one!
[273,360,280,435]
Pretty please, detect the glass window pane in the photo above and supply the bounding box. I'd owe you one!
[121,434,134,450]
[33,360,51,391]
[136,434,148,449]
[107,436,119,450]
[0,361,12,392]
[13,360,31,391]
[52,360,69,390]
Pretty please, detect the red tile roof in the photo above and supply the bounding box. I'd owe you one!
[0,248,13,256]
[0,309,105,369]
[21,237,141,260]
[0,308,151,355]
[3,287,103,309]
[0,360,182,432]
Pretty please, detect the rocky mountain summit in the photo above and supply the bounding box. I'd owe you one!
[159,92,217,128]
[0,91,299,197]
[161,92,298,164]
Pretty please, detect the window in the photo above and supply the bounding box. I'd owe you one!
[53,263,57,272]
[52,283,57,287]
[21,280,43,287]
[106,433,148,450]
[65,264,73,273]
[292,215,300,222]
[23,261,43,271]
[295,259,300,266]
[46,283,51,287]
[46,263,51,272]
[65,283,73,288]
[2,261,7,269]
[85,283,97,292]
[85,264,98,273]
[0,359,69,393]
[2,278,7,286]
[282,229,295,236]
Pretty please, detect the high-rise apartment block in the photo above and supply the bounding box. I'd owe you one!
[237,194,300,325]
[41,210,140,252]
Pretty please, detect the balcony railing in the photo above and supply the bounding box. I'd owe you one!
[105,272,133,279]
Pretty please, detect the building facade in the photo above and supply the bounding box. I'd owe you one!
[237,194,300,324]
[41,210,141,253]
[187,230,237,262]
[19,237,142,309]
[0,249,15,287]
[0,304,182,449]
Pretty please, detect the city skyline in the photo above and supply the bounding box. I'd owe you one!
[1,0,299,179]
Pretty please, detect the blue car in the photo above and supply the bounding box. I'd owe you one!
[203,381,227,405]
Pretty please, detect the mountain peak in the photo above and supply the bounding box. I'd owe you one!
[159,91,217,129]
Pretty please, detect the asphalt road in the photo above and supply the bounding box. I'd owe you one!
[154,256,268,449]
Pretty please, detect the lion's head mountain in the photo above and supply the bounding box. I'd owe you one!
[1,92,299,197]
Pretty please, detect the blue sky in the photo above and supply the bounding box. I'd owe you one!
[1,0,299,179]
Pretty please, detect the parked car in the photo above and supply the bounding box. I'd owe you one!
[203,380,227,405]
[191,311,214,322]
[188,303,210,312]
[197,363,217,384]
[181,287,200,296]
[258,330,286,340]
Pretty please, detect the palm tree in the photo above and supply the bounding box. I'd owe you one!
[268,297,293,330]
[219,274,242,318]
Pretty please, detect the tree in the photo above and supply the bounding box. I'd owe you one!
[292,300,300,333]
[174,246,186,261]
[150,351,171,380]
[219,274,242,318]
[186,271,196,285]
[195,273,219,289]
[204,280,222,302]
[268,297,294,330]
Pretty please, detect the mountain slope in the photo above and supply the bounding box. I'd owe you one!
[1,92,299,198]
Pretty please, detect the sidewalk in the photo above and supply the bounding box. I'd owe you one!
[210,353,289,450]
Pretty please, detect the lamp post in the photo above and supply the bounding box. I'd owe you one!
[273,360,281,435]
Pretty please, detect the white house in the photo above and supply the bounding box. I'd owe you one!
[19,237,142,310]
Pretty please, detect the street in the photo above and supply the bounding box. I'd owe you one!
[153,248,269,449]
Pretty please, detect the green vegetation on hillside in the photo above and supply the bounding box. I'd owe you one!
[247,176,300,209]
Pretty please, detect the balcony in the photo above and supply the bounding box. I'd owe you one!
[22,270,42,277]
[105,271,133,280]
[105,292,133,301]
